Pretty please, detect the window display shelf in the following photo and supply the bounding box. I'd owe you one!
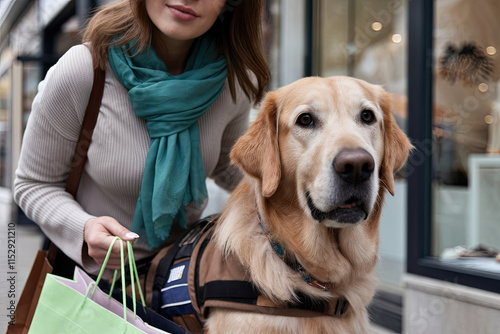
[467,154,500,249]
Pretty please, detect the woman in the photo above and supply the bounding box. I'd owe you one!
[14,0,270,274]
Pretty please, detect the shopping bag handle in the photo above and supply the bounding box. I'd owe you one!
[84,237,147,321]
[106,241,147,317]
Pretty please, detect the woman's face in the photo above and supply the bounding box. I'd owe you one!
[145,0,226,42]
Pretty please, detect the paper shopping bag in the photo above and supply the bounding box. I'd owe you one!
[101,281,191,334]
[27,238,170,334]
[6,250,52,334]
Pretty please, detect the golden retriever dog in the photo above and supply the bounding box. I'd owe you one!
[188,76,411,333]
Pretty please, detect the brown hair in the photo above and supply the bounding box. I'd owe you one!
[83,0,270,102]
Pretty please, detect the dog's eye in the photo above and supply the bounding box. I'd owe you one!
[360,109,375,124]
[297,113,314,127]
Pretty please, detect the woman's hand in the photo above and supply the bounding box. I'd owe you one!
[84,216,139,268]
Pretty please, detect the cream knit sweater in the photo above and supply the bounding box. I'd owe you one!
[14,44,252,274]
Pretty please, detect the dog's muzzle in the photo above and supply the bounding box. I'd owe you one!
[307,148,375,224]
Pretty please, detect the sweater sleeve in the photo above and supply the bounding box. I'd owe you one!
[13,45,97,268]
[210,97,252,192]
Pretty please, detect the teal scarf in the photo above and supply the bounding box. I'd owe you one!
[108,37,227,249]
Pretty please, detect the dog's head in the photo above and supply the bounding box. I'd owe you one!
[231,76,412,228]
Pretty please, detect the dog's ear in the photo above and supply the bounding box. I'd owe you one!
[231,92,281,197]
[379,93,413,196]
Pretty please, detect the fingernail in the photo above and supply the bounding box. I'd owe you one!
[125,232,140,239]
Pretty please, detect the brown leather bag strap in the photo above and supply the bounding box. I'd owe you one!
[47,67,105,276]
[65,67,106,198]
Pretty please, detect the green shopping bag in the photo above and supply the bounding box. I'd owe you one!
[28,238,169,334]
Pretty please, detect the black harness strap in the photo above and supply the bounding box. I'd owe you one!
[199,281,259,305]
[194,229,213,311]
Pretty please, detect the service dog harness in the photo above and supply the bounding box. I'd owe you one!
[146,218,350,333]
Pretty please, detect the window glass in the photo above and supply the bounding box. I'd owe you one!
[22,63,40,128]
[315,0,408,291]
[266,0,281,91]
[432,0,500,274]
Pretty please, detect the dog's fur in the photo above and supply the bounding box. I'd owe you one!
[206,76,412,333]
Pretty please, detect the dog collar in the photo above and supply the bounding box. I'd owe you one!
[257,211,330,292]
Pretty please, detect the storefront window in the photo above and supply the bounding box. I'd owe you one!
[432,0,500,274]
[266,0,281,91]
[315,0,408,291]
[22,63,40,128]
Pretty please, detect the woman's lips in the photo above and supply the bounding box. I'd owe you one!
[168,5,198,21]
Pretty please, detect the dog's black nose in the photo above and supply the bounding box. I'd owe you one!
[334,149,374,184]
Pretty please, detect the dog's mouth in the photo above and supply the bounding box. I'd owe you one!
[306,192,369,224]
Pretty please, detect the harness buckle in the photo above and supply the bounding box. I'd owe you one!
[334,298,349,317]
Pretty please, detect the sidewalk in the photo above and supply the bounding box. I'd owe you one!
[0,193,44,333]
